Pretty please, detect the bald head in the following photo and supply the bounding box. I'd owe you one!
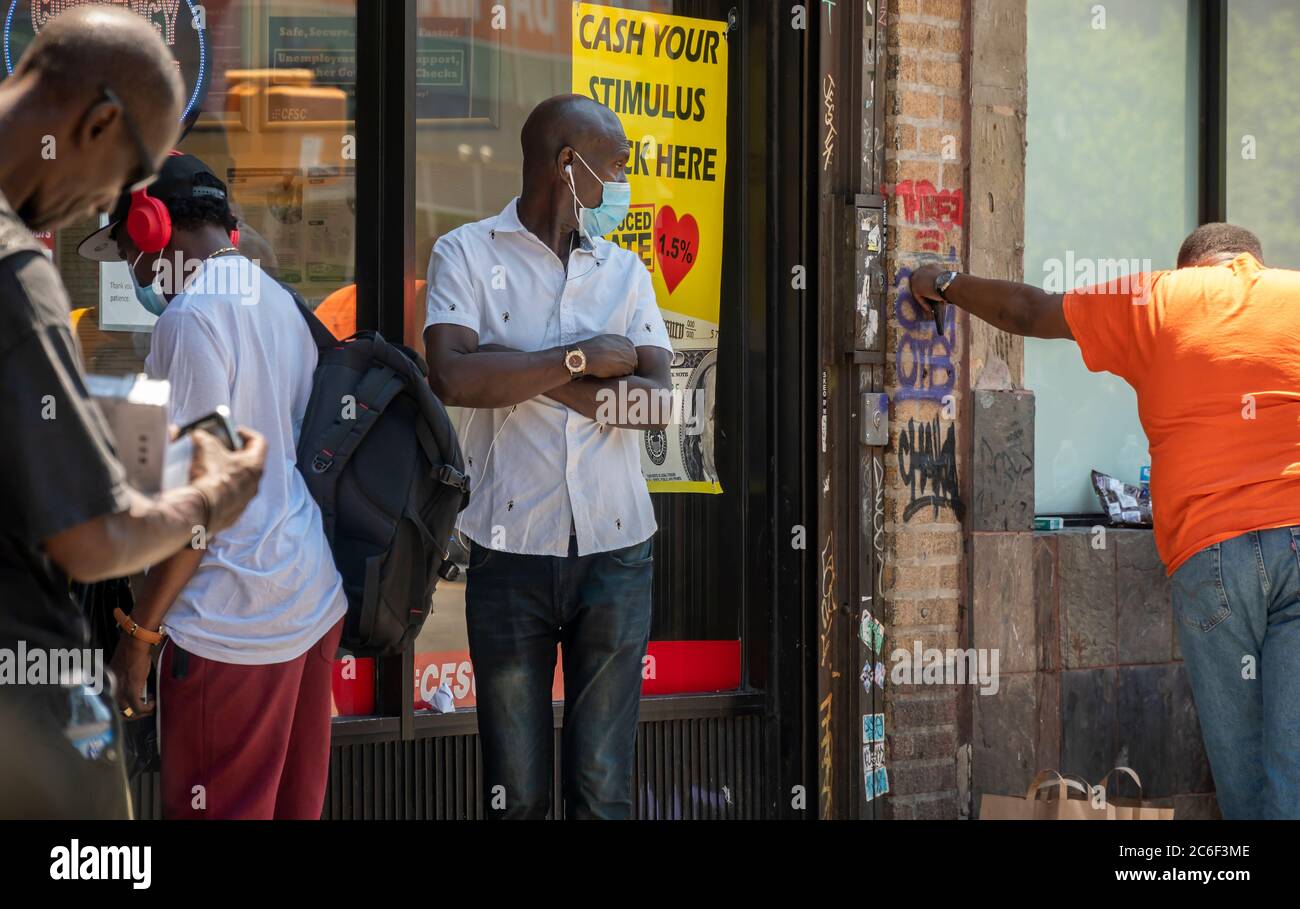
[522,94,625,174]
[517,94,630,236]
[16,5,184,133]
[0,5,184,231]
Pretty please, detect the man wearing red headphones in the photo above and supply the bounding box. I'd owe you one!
[78,153,347,820]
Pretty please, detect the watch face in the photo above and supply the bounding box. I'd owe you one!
[567,351,585,371]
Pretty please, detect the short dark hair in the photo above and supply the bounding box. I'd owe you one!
[1176,223,1263,267]
[167,195,238,235]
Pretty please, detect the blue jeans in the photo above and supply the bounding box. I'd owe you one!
[1172,526,1300,818]
[465,535,653,819]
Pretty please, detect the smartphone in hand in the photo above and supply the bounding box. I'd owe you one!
[177,405,243,451]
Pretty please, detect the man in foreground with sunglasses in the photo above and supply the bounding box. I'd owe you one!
[0,6,268,819]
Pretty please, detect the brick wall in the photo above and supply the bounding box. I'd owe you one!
[881,0,968,820]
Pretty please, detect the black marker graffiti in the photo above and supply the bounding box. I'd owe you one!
[897,416,964,522]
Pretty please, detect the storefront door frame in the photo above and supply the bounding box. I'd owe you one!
[810,0,887,821]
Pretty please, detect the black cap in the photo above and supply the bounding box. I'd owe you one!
[77,153,230,262]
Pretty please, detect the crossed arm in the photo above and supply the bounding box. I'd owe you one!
[423,323,674,430]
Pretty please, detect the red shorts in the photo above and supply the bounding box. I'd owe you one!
[158,617,343,820]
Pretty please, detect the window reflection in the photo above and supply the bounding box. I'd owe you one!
[1024,0,1193,514]
[14,0,361,376]
[410,0,740,714]
[1226,0,1300,268]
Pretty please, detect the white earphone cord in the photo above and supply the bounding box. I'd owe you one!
[452,403,515,553]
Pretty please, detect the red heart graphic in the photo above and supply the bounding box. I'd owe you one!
[654,206,699,294]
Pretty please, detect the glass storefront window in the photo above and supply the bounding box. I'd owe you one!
[1024,0,1196,515]
[10,0,360,375]
[1226,0,1300,269]
[6,0,743,719]
[409,0,741,713]
[5,0,361,709]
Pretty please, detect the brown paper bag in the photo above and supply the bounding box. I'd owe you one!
[1096,767,1175,821]
[980,769,1108,820]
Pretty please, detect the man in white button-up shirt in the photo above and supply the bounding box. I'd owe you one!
[424,95,674,819]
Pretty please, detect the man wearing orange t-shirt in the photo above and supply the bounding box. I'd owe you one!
[911,223,1300,819]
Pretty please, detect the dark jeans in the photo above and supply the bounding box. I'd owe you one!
[465,535,653,819]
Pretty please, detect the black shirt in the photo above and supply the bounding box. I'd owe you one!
[0,191,130,652]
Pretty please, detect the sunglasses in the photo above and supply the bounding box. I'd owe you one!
[101,85,157,193]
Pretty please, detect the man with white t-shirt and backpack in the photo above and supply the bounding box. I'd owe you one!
[79,154,347,820]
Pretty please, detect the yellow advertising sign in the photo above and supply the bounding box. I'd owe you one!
[573,2,728,494]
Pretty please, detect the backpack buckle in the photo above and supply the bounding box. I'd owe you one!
[312,452,334,473]
[436,464,468,492]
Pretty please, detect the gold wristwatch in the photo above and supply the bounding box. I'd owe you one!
[565,346,587,379]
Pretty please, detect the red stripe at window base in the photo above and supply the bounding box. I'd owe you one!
[332,657,375,717]
[639,640,742,696]
[330,640,742,716]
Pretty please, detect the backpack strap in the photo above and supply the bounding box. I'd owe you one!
[307,367,407,475]
[282,281,342,350]
[416,419,470,498]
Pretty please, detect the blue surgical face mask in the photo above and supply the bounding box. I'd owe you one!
[568,150,631,240]
[130,251,167,317]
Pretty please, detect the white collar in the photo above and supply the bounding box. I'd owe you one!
[492,196,611,262]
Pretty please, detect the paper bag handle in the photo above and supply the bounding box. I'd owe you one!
[1097,766,1144,800]
[1024,769,1089,802]
[1063,773,1095,800]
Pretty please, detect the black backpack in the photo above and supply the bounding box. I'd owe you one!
[289,290,470,656]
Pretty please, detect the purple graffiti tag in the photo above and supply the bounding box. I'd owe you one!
[892,250,958,403]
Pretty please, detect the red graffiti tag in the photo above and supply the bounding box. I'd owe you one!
[890,180,964,231]
[917,229,944,253]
